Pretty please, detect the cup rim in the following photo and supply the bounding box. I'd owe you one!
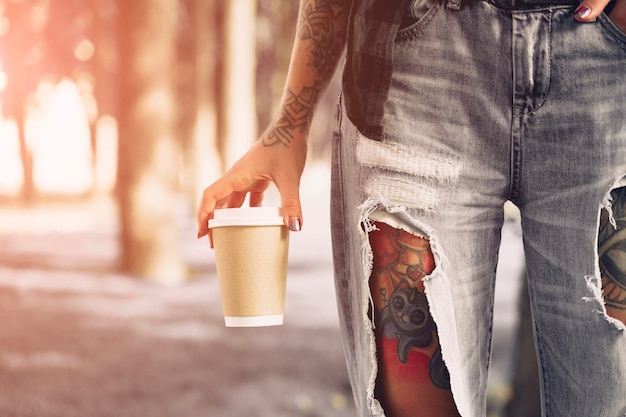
[208,206,284,228]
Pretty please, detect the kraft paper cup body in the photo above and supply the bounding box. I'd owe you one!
[209,207,289,327]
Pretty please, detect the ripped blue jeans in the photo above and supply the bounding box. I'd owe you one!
[330,0,626,416]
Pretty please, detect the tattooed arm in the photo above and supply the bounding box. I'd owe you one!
[264,0,348,147]
[197,0,349,239]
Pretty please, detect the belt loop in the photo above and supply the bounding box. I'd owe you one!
[447,0,462,10]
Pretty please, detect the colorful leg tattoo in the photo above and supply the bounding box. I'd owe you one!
[369,221,460,417]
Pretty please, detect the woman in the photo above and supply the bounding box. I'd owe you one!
[197,1,626,416]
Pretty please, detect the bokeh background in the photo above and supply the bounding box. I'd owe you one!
[0,1,537,416]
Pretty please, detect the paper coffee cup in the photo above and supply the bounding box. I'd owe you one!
[208,207,289,327]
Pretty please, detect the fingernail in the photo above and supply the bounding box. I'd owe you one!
[289,217,302,232]
[197,232,203,239]
[574,5,591,18]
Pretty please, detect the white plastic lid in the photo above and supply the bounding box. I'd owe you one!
[208,207,284,228]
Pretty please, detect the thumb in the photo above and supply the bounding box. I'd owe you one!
[574,0,611,21]
[279,183,303,232]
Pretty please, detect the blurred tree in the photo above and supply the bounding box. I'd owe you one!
[177,0,223,207]
[0,0,100,200]
[91,0,118,118]
[175,0,198,202]
[116,0,186,284]
[0,0,50,201]
[221,0,257,168]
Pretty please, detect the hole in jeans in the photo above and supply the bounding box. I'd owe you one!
[368,220,460,417]
[598,185,626,327]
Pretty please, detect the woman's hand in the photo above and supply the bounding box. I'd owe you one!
[196,132,307,243]
[575,0,626,33]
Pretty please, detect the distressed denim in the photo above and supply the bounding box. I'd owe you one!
[330,0,626,416]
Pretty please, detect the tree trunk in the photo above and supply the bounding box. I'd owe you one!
[1,1,38,202]
[221,0,258,168]
[186,0,223,207]
[116,0,186,284]
[17,114,34,202]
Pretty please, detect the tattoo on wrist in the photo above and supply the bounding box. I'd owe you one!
[263,87,316,147]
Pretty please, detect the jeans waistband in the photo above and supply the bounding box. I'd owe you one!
[487,0,579,10]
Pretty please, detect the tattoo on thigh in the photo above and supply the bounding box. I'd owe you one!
[370,223,451,389]
[379,279,435,362]
[599,187,626,311]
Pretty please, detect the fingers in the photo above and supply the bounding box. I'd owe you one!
[226,191,248,209]
[197,173,272,239]
[196,181,228,239]
[278,181,303,232]
[197,139,307,238]
[249,191,265,207]
[198,177,303,237]
[196,176,244,238]
[574,0,612,21]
